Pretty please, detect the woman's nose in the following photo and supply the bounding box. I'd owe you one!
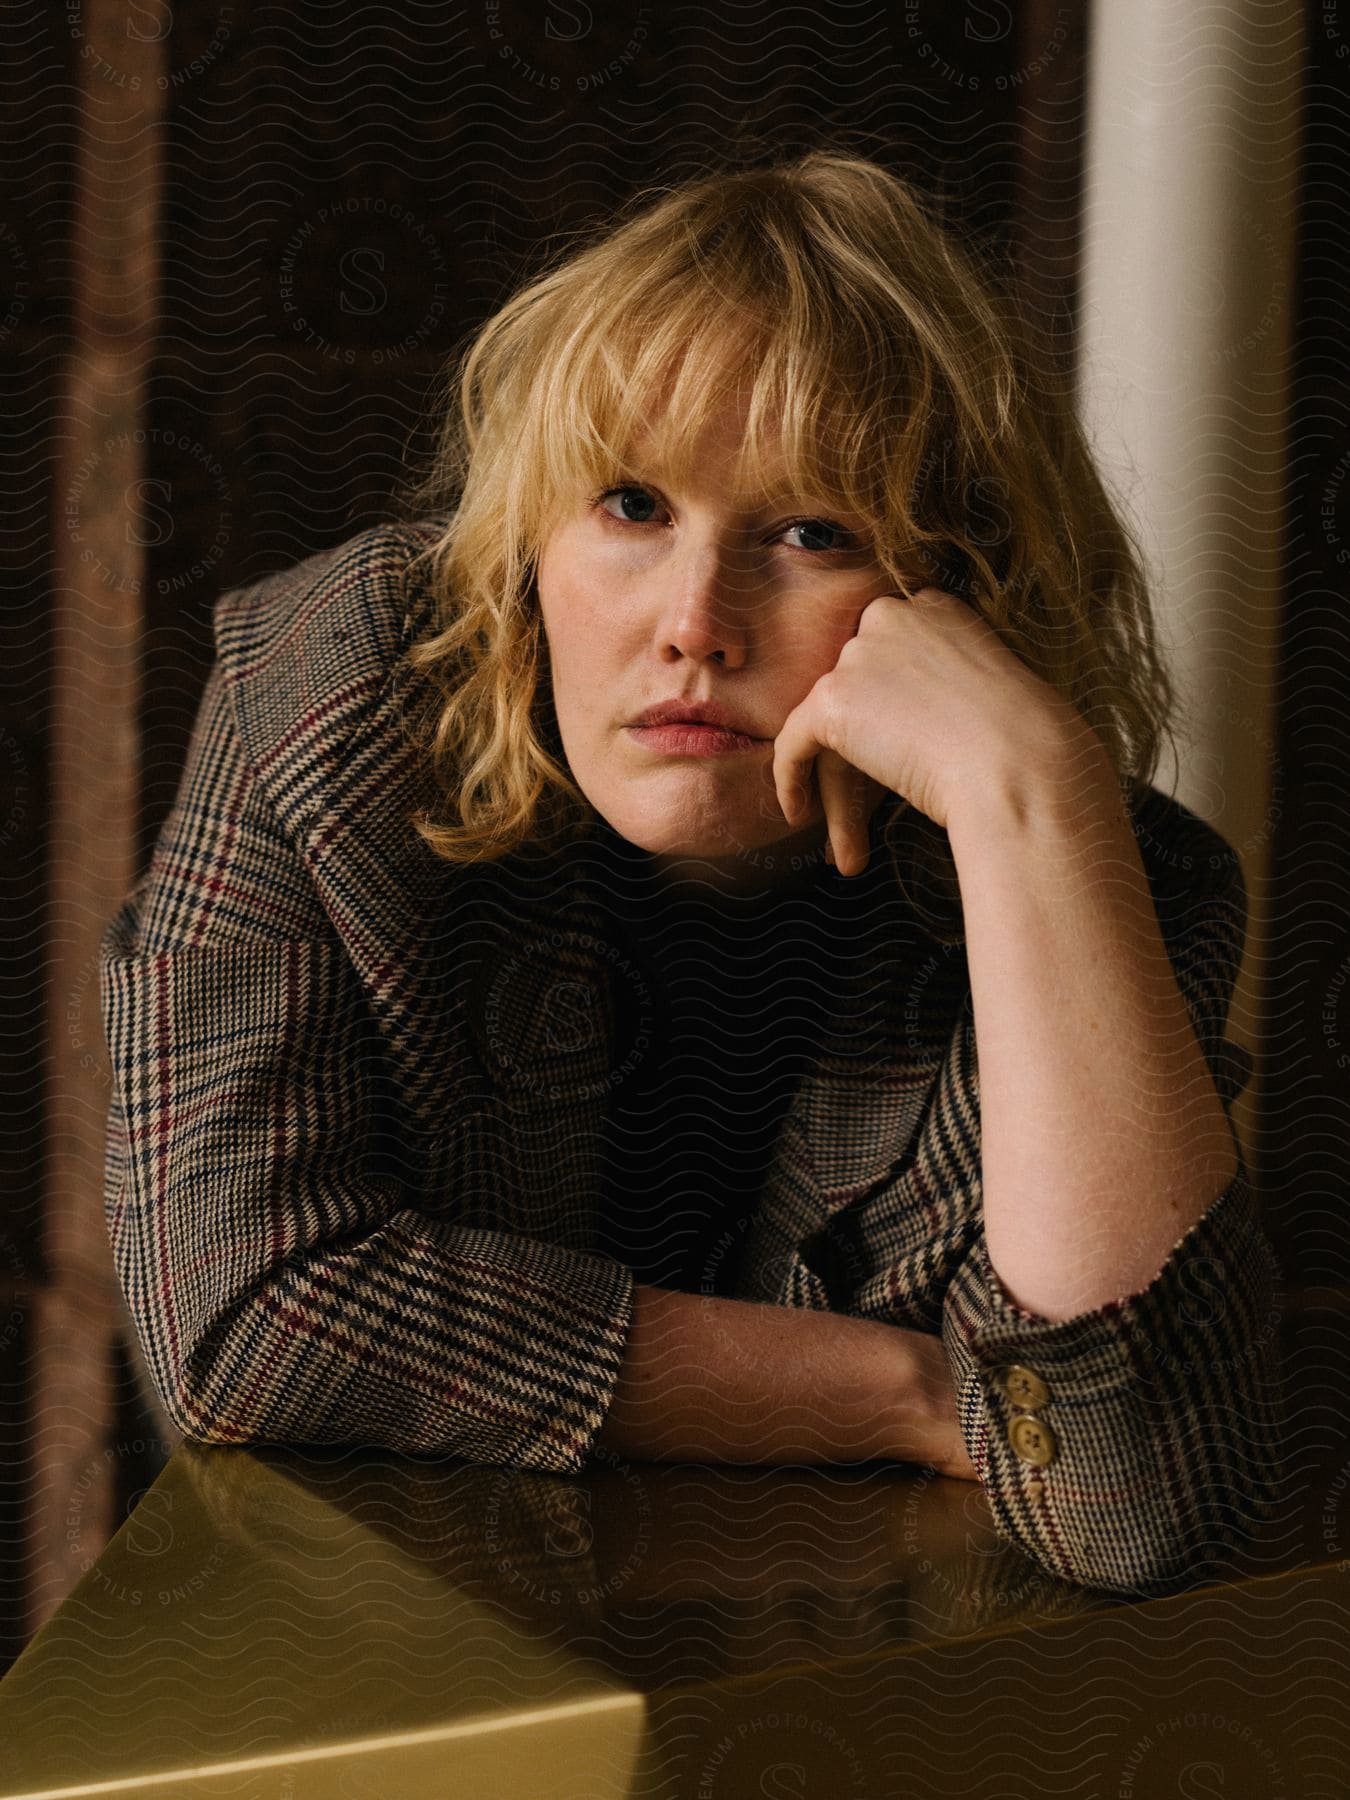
[654,544,765,666]
[661,606,748,667]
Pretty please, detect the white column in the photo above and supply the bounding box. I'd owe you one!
[1076,0,1302,1158]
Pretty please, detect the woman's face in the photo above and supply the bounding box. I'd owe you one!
[536,392,894,889]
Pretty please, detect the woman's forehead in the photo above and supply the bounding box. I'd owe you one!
[555,315,882,515]
[611,396,852,507]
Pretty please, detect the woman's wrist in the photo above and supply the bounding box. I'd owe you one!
[881,1326,978,1480]
[595,1282,975,1474]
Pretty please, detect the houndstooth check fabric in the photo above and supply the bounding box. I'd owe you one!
[98,519,1285,1597]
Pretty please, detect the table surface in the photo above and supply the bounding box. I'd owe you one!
[1,1440,1347,1799]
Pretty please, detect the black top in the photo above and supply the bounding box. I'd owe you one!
[585,825,869,1298]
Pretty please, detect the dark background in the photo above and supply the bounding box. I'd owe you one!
[2,0,1344,1668]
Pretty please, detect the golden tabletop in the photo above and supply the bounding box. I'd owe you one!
[0,1440,1344,1798]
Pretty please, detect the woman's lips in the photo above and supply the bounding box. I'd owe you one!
[626,723,768,756]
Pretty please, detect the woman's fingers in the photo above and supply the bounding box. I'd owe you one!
[816,749,886,877]
[772,689,825,825]
[772,747,816,825]
[814,748,865,876]
[773,713,887,878]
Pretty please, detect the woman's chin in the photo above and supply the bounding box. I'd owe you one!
[594,803,829,886]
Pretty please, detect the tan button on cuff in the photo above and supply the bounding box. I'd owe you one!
[1007,1413,1057,1467]
[998,1363,1050,1409]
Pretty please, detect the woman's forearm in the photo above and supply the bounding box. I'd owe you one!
[946,731,1242,1323]
[595,1281,975,1476]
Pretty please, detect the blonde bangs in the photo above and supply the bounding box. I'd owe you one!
[521,228,919,570]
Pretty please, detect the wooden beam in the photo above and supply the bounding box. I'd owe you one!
[33,1,167,1636]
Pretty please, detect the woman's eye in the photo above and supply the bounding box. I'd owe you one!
[591,485,860,554]
[596,485,665,525]
[780,518,857,553]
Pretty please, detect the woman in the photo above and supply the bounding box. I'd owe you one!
[99,150,1282,1596]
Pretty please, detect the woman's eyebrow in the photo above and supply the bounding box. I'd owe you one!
[619,464,863,520]
[601,438,869,520]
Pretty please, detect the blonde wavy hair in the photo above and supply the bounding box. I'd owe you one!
[393,145,1176,941]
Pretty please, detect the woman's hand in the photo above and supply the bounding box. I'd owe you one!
[771,587,1087,873]
[887,1327,980,1483]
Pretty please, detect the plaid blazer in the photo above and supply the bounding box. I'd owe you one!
[99,518,1285,1597]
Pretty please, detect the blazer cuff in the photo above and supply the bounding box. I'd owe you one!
[963,1163,1277,1392]
[942,1163,1286,1594]
[406,1219,640,1473]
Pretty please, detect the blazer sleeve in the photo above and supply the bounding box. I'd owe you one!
[937,834,1286,1596]
[99,658,636,1472]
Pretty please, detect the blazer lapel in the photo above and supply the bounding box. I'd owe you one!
[731,844,971,1305]
[802,874,970,1209]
